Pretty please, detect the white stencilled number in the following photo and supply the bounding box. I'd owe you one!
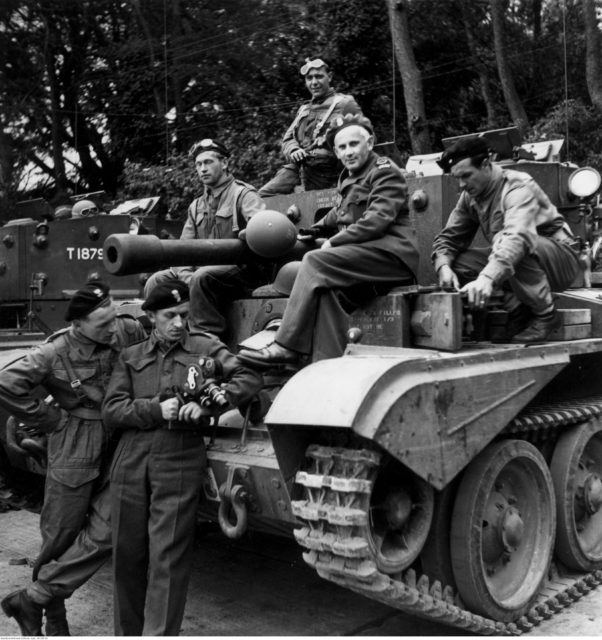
[66,247,104,260]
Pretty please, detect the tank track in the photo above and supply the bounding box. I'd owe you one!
[291,399,602,635]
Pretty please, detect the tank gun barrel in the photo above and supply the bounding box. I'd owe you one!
[103,233,314,275]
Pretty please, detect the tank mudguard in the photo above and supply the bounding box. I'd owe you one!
[266,345,569,489]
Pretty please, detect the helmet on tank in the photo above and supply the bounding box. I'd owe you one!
[252,261,302,297]
[72,199,99,218]
[245,210,297,258]
[54,204,73,220]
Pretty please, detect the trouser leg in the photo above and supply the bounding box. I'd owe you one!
[258,164,300,196]
[111,433,150,636]
[188,264,270,337]
[303,162,339,191]
[29,481,112,604]
[143,431,206,636]
[276,245,413,356]
[34,476,95,580]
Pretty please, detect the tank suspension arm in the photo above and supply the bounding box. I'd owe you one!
[103,233,316,276]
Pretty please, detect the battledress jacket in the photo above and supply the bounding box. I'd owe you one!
[312,151,420,277]
[101,331,263,432]
[432,164,568,286]
[0,316,145,487]
[281,89,361,162]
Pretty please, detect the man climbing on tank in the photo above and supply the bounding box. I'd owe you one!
[144,138,269,339]
[239,113,419,367]
[101,278,262,636]
[259,57,362,196]
[0,279,146,636]
[432,136,582,343]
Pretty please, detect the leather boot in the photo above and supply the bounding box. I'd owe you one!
[511,309,561,343]
[1,589,43,635]
[45,598,70,636]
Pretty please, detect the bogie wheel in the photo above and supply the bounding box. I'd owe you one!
[450,439,555,621]
[368,460,434,574]
[551,419,602,570]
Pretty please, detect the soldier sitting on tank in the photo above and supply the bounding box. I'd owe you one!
[144,138,270,339]
[239,113,419,367]
[0,279,146,636]
[432,136,582,343]
[259,57,362,196]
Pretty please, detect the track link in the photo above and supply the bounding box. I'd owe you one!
[292,401,602,635]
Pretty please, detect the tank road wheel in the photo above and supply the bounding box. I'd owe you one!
[368,461,434,574]
[450,440,555,622]
[551,420,602,570]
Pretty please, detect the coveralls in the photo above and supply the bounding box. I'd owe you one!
[432,164,581,313]
[0,317,145,602]
[274,152,419,360]
[101,330,262,636]
[259,89,361,196]
[144,174,267,338]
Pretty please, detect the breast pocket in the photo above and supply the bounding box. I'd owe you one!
[127,356,156,399]
[344,189,369,224]
[52,367,97,395]
[215,209,235,238]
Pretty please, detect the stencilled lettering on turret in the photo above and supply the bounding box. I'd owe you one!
[66,247,103,260]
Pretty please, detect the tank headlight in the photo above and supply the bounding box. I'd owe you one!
[568,167,601,199]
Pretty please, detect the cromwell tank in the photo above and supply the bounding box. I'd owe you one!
[54,129,602,631]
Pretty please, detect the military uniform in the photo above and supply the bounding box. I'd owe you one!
[272,151,418,360]
[144,174,268,337]
[432,164,581,312]
[102,331,262,636]
[0,315,145,576]
[259,89,361,196]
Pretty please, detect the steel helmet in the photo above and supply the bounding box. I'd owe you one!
[245,210,297,258]
[54,204,73,220]
[72,199,98,218]
[272,261,301,295]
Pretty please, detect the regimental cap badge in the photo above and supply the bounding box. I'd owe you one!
[93,288,102,298]
[171,289,181,304]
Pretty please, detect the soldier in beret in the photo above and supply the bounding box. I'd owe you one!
[259,57,362,196]
[144,138,270,338]
[102,278,262,635]
[432,135,582,342]
[0,279,146,636]
[239,114,419,367]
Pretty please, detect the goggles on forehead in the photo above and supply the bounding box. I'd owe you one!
[300,58,328,76]
[189,138,229,158]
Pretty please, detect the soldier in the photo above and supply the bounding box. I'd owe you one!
[102,279,262,636]
[144,138,268,338]
[0,280,146,636]
[259,57,362,196]
[432,136,582,342]
[239,114,419,367]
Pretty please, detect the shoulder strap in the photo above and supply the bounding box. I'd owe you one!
[49,340,103,407]
[313,95,343,140]
[233,185,253,233]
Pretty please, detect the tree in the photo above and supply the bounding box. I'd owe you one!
[583,0,602,111]
[384,0,431,153]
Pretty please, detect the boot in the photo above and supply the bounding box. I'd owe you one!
[511,309,561,343]
[1,589,43,635]
[45,598,70,636]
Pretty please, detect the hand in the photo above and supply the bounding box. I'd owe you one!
[160,397,180,421]
[290,149,307,163]
[6,416,28,457]
[437,264,460,290]
[460,275,494,309]
[320,239,332,250]
[297,233,316,242]
[178,402,207,423]
[237,229,247,242]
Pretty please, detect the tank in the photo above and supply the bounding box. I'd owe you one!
[10,129,602,632]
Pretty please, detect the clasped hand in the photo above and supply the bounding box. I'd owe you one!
[160,397,208,423]
[437,265,493,309]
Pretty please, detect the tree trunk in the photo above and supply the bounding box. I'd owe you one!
[384,0,431,154]
[0,129,14,223]
[459,0,498,128]
[583,0,602,112]
[490,0,529,137]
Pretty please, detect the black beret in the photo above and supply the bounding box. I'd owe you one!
[438,136,490,173]
[141,278,190,312]
[65,279,111,322]
[326,113,374,149]
[188,138,230,159]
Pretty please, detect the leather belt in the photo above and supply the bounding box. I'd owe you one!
[69,406,102,420]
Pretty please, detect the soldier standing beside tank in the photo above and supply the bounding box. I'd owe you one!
[239,113,419,367]
[144,138,269,338]
[101,279,262,636]
[259,57,362,196]
[432,136,582,342]
[0,280,145,636]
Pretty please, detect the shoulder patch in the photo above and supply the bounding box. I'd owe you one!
[45,327,70,343]
[376,157,392,168]
[233,179,257,192]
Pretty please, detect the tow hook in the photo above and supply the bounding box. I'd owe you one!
[218,467,250,539]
